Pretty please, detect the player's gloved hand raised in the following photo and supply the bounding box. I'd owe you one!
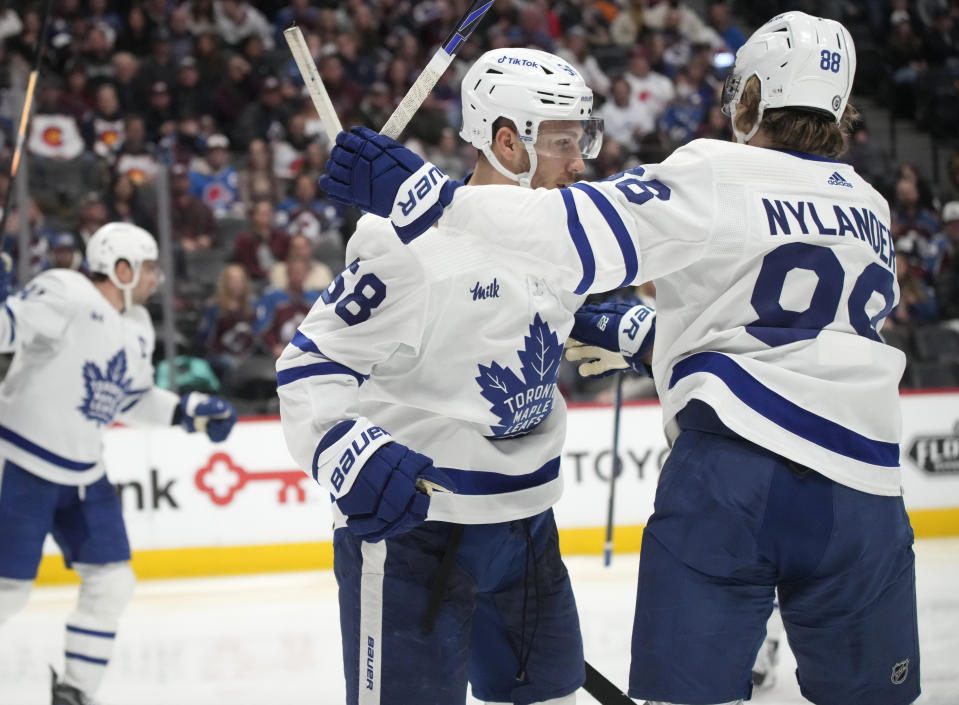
[320,126,462,243]
[566,301,656,377]
[337,442,453,542]
[177,392,238,442]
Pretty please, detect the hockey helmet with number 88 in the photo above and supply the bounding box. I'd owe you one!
[721,11,856,143]
[460,48,603,187]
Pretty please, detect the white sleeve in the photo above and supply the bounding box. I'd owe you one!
[276,218,429,494]
[116,306,181,426]
[0,272,72,353]
[439,139,717,293]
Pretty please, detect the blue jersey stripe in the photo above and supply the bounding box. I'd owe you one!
[668,352,899,467]
[276,361,368,388]
[66,624,116,639]
[437,457,560,496]
[65,651,109,665]
[0,424,97,471]
[571,183,639,288]
[291,329,322,355]
[312,419,356,482]
[561,189,595,295]
[3,303,14,345]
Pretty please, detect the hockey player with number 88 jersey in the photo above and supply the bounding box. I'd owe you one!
[320,12,920,705]
[278,49,653,705]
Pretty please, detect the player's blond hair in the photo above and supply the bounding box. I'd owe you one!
[734,76,859,159]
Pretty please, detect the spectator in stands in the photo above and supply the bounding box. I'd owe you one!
[197,263,259,389]
[275,173,344,248]
[847,122,894,195]
[59,61,93,120]
[173,55,214,120]
[110,51,140,111]
[319,53,364,126]
[930,201,959,277]
[75,192,108,251]
[268,234,333,291]
[107,173,153,232]
[890,246,939,326]
[113,6,150,58]
[189,133,241,219]
[44,232,83,271]
[254,257,321,359]
[556,26,611,97]
[232,198,289,282]
[935,202,959,321]
[233,75,289,149]
[645,0,724,47]
[145,81,177,144]
[274,0,320,47]
[886,9,927,118]
[192,29,227,93]
[624,46,675,122]
[923,6,958,68]
[214,53,256,126]
[84,83,124,160]
[426,127,469,180]
[595,76,651,154]
[272,112,312,182]
[137,27,178,90]
[80,24,115,87]
[707,0,746,51]
[354,81,394,133]
[891,177,939,243]
[215,0,274,50]
[659,67,709,146]
[237,138,281,204]
[170,163,218,252]
[168,5,196,64]
[184,0,217,37]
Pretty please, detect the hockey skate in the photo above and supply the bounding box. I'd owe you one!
[51,666,103,705]
[751,637,780,690]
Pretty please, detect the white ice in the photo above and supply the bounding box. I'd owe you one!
[1,537,956,704]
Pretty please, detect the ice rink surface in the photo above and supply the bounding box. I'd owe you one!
[2,537,957,705]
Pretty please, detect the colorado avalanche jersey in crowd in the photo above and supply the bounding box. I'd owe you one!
[277,214,585,524]
[440,139,904,496]
[0,269,179,485]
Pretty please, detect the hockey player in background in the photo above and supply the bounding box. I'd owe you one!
[321,11,920,705]
[0,223,237,705]
[277,49,652,705]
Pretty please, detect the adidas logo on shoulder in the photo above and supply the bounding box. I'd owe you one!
[827,171,853,187]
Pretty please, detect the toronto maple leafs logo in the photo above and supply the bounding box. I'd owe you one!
[476,314,563,438]
[78,350,137,426]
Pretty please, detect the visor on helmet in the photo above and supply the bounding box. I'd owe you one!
[532,118,604,160]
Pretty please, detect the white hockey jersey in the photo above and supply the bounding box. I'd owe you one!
[277,215,586,525]
[0,269,179,485]
[440,139,905,496]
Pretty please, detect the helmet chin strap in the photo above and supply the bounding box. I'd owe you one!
[108,264,141,311]
[481,143,539,189]
[730,99,766,144]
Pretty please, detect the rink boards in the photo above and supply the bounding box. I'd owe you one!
[36,390,959,584]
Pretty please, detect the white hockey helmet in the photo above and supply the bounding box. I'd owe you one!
[87,222,159,306]
[721,11,856,143]
[460,48,603,187]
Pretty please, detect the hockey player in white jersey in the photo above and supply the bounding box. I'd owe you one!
[278,49,654,705]
[0,223,237,705]
[321,12,920,705]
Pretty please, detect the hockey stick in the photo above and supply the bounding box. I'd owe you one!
[584,661,636,705]
[603,374,625,566]
[380,0,495,139]
[283,26,342,144]
[0,0,54,240]
[285,1,495,144]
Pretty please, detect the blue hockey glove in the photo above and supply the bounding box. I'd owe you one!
[336,441,453,542]
[0,253,12,303]
[566,301,656,377]
[320,126,462,243]
[178,392,238,442]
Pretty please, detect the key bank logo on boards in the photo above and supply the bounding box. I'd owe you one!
[194,452,309,505]
[907,421,959,475]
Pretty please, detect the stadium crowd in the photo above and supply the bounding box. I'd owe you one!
[0,0,957,409]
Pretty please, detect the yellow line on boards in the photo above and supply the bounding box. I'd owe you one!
[34,507,959,585]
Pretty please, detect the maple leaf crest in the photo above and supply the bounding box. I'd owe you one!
[475,314,563,437]
[77,349,139,426]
